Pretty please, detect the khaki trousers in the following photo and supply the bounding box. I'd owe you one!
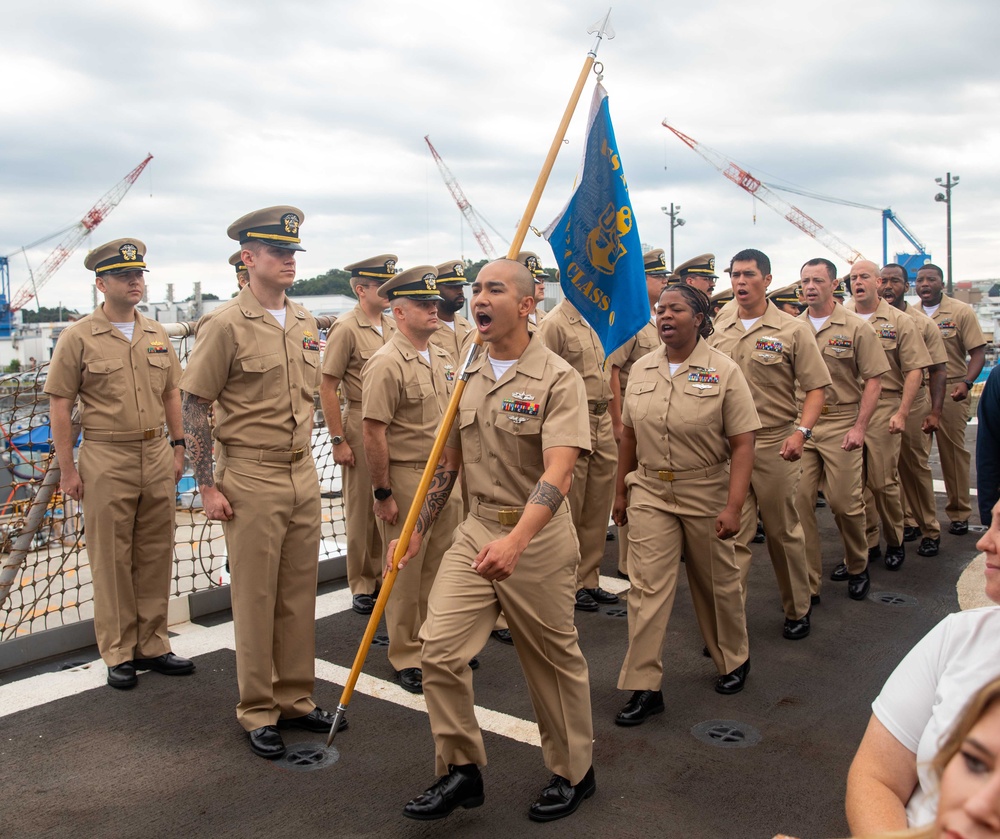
[795,409,868,596]
[378,462,461,671]
[864,396,904,548]
[217,452,320,731]
[900,389,941,539]
[570,411,617,589]
[735,423,811,621]
[342,405,382,596]
[79,438,175,667]
[618,469,748,687]
[936,389,973,522]
[420,508,593,786]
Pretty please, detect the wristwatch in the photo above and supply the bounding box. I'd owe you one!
[331,435,345,445]
[796,426,813,441]
[373,487,392,501]
[170,439,186,448]
[962,379,975,389]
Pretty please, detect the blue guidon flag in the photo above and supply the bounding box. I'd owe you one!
[544,83,648,358]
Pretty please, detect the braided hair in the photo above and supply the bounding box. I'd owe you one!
[659,283,714,339]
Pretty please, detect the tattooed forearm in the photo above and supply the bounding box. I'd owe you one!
[526,480,565,515]
[415,468,459,536]
[182,392,215,488]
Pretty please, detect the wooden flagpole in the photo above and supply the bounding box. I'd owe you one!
[327,10,615,748]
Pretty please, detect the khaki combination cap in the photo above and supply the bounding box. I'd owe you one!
[643,248,669,275]
[228,251,247,274]
[673,253,718,280]
[344,254,398,281]
[769,282,803,306]
[227,205,305,252]
[516,251,551,283]
[435,260,468,285]
[378,265,443,302]
[84,238,148,275]
[711,288,734,305]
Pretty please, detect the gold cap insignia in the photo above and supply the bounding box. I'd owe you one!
[120,244,138,262]
[281,213,300,235]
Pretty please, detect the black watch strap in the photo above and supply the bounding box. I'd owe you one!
[373,487,392,501]
[170,439,186,448]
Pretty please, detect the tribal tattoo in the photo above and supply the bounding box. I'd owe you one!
[526,480,564,515]
[182,393,215,488]
[415,467,459,536]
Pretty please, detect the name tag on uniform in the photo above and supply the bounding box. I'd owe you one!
[828,335,853,352]
[146,341,168,354]
[501,398,539,416]
[302,331,320,351]
[877,324,897,341]
[755,337,783,353]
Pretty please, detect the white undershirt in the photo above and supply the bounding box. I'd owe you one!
[265,307,286,328]
[489,356,517,380]
[442,320,456,332]
[417,349,431,365]
[808,315,830,331]
[857,311,874,321]
[740,317,761,331]
[111,321,134,341]
[372,324,383,336]
[668,362,682,377]
[923,303,941,317]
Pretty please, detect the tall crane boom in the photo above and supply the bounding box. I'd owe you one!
[9,153,154,313]
[424,136,497,259]
[661,121,864,265]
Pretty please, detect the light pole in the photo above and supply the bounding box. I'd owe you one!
[934,172,959,295]
[661,204,685,271]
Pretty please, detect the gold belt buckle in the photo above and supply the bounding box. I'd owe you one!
[657,470,676,482]
[497,509,520,526]
[821,406,830,415]
[592,401,608,415]
[291,448,305,462]
[142,428,158,440]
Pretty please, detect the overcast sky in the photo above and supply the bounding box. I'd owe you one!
[2,0,998,312]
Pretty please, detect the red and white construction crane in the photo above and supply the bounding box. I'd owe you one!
[424,136,498,259]
[8,153,154,314]
[661,121,865,265]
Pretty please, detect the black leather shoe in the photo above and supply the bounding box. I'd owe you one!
[810,593,821,606]
[949,520,969,536]
[903,525,922,542]
[848,569,871,601]
[248,725,285,759]
[491,629,514,646]
[830,563,849,582]
[868,545,883,561]
[352,593,375,615]
[277,706,347,733]
[107,662,137,689]
[752,522,766,544]
[782,612,811,640]
[132,652,195,675]
[616,569,630,580]
[582,586,619,605]
[396,667,423,694]
[815,493,827,508]
[403,764,484,820]
[884,544,905,571]
[614,689,664,726]
[468,657,480,671]
[715,659,750,695]
[917,537,940,557]
[528,765,596,822]
[574,589,600,612]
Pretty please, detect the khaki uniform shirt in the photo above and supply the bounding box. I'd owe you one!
[447,335,591,509]
[796,303,889,406]
[623,338,760,471]
[179,286,319,452]
[45,306,181,431]
[901,302,948,368]
[845,298,931,392]
[537,300,612,404]
[429,314,474,369]
[361,332,454,462]
[708,300,831,427]
[609,319,658,398]
[919,295,987,381]
[321,304,396,404]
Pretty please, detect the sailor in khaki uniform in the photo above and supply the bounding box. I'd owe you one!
[396,259,596,824]
[229,251,249,291]
[46,239,193,690]
[319,255,397,614]
[845,260,932,571]
[795,258,888,601]
[428,259,473,368]
[520,251,550,329]
[608,248,668,578]
[182,206,344,759]
[880,264,948,557]
[709,249,831,640]
[538,279,619,611]
[669,252,719,298]
[914,263,987,534]
[613,284,758,726]
[361,266,462,694]
[770,283,806,317]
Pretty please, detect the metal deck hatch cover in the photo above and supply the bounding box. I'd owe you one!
[870,591,918,607]
[281,743,340,771]
[691,720,761,749]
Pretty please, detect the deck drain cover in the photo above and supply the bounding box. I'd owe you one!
[691,720,761,749]
[870,591,918,607]
[371,634,389,646]
[281,743,339,771]
[605,608,628,618]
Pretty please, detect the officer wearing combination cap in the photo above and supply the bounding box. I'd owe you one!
[770,283,805,317]
[46,239,193,690]
[670,253,719,298]
[182,206,346,759]
[361,266,465,695]
[229,251,249,291]
[518,251,549,329]
[319,255,397,615]
[428,259,474,368]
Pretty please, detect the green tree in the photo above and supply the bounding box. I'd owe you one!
[182,292,220,302]
[289,269,353,297]
[20,306,82,323]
